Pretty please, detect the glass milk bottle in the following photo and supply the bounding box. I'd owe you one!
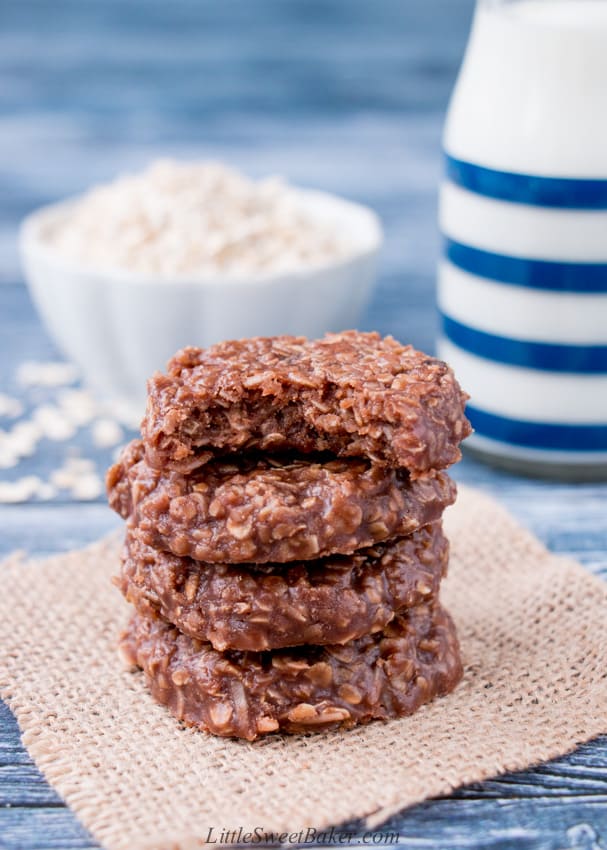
[438,0,607,479]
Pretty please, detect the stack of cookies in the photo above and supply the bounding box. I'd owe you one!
[108,331,471,740]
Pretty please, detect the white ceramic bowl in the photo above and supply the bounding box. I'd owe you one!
[20,188,382,421]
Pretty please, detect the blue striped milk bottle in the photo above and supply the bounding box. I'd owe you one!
[438,0,607,479]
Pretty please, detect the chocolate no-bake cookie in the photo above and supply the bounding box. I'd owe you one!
[117,522,449,651]
[142,332,471,476]
[108,439,456,563]
[121,601,462,740]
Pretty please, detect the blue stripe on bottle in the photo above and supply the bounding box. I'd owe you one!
[466,406,607,451]
[440,314,607,374]
[445,154,607,209]
[444,238,607,293]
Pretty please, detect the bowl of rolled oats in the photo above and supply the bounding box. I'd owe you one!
[19,160,382,419]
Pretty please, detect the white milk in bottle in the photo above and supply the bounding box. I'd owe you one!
[438,0,607,479]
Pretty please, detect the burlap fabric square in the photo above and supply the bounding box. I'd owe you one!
[1,485,607,850]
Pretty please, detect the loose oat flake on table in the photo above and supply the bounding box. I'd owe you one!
[0,359,127,502]
[1,488,607,850]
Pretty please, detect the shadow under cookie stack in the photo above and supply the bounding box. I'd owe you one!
[108,331,471,740]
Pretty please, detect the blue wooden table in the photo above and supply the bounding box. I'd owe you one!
[2,1,607,848]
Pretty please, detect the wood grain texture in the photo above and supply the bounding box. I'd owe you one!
[1,0,607,847]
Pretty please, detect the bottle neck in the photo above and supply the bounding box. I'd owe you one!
[444,0,607,176]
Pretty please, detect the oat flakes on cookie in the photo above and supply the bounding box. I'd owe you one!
[142,331,471,475]
[117,522,449,651]
[120,601,463,740]
[108,439,456,563]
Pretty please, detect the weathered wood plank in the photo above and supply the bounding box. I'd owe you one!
[2,796,607,850]
[0,505,120,559]
[0,809,97,850]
